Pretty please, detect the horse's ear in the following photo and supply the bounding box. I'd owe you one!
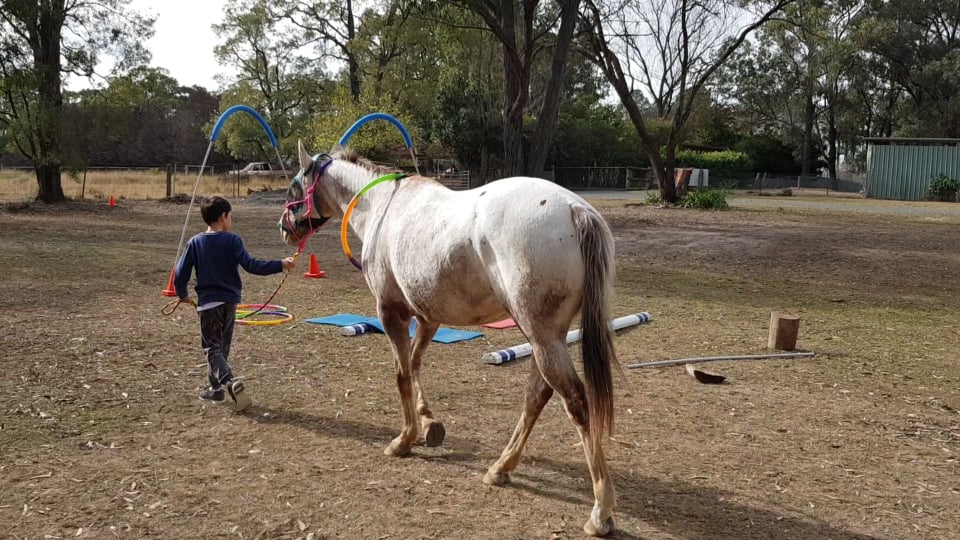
[298,140,312,170]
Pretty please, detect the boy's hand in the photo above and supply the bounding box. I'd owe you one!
[180,296,196,306]
[281,257,296,271]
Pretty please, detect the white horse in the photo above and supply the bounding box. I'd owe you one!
[279,142,620,536]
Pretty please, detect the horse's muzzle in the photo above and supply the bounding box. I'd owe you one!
[278,214,329,245]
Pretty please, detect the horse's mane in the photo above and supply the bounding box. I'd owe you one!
[337,148,401,176]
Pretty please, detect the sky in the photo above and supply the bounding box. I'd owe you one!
[133,0,229,90]
[67,0,229,91]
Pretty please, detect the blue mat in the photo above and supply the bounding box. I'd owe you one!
[305,313,370,326]
[306,313,483,344]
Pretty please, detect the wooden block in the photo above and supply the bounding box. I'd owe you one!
[768,312,800,351]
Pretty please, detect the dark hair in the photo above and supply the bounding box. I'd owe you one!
[200,196,231,225]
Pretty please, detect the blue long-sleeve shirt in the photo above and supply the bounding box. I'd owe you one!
[173,231,283,304]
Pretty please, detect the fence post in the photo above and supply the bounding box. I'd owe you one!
[166,164,173,197]
[81,169,87,199]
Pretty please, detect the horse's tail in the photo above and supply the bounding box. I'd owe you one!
[573,205,617,446]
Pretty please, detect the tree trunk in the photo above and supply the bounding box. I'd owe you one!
[35,2,66,203]
[525,0,579,175]
[479,145,489,185]
[826,103,839,187]
[602,72,678,203]
[503,97,524,177]
[346,0,361,100]
[800,80,815,181]
[500,1,525,178]
[36,163,65,202]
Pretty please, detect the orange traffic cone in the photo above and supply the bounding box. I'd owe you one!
[161,269,178,297]
[303,253,326,278]
[108,195,117,207]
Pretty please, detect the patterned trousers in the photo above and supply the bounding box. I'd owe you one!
[199,303,237,388]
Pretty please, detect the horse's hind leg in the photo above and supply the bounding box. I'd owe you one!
[379,304,418,457]
[532,339,616,537]
[411,318,444,447]
[483,358,554,485]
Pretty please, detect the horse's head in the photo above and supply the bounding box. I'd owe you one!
[278,140,336,246]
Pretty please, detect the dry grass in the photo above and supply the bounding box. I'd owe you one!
[0,169,288,202]
[0,195,958,539]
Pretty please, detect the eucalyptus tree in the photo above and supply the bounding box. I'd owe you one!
[214,0,332,162]
[0,0,153,202]
[421,5,503,176]
[724,1,865,181]
[856,0,960,138]
[580,0,795,203]
[263,0,418,103]
[457,0,582,177]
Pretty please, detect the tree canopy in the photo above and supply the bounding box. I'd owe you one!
[3,0,960,203]
[0,0,153,202]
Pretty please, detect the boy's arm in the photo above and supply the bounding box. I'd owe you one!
[234,236,284,275]
[173,243,194,298]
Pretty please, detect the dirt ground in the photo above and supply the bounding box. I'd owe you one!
[1,194,958,540]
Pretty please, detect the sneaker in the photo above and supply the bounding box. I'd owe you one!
[226,380,252,412]
[199,387,224,402]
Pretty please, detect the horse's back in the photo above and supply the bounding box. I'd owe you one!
[469,176,605,260]
[370,176,609,326]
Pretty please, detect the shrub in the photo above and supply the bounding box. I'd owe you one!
[673,149,754,173]
[681,188,729,209]
[927,174,959,202]
[733,135,801,175]
[645,191,662,205]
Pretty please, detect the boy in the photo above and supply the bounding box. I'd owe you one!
[174,196,295,411]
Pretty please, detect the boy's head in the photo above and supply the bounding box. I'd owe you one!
[201,196,232,227]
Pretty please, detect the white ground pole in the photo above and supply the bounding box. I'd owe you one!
[482,312,652,365]
[339,322,376,336]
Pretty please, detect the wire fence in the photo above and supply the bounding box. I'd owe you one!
[551,166,653,190]
[0,165,293,203]
[714,173,865,194]
[1,164,866,204]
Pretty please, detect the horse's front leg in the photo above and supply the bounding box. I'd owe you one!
[411,319,444,447]
[379,304,418,457]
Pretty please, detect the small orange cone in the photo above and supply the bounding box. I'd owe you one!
[108,195,117,207]
[303,253,326,278]
[161,269,178,297]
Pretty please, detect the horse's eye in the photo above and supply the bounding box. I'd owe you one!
[286,179,305,213]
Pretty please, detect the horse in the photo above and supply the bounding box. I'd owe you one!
[278,141,620,536]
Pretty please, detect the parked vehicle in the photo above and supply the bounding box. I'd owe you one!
[237,162,288,178]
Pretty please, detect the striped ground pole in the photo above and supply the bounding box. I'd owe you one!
[481,312,652,365]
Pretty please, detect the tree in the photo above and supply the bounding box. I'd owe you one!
[62,67,184,167]
[856,0,960,138]
[580,0,795,203]
[267,0,367,100]
[459,0,582,177]
[0,0,153,202]
[303,85,420,162]
[214,0,332,162]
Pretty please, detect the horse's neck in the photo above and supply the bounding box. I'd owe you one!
[322,161,392,239]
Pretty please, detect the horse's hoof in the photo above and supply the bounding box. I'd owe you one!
[482,470,510,486]
[384,439,411,457]
[423,421,445,447]
[583,515,614,537]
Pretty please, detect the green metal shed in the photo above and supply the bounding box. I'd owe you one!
[865,137,960,200]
